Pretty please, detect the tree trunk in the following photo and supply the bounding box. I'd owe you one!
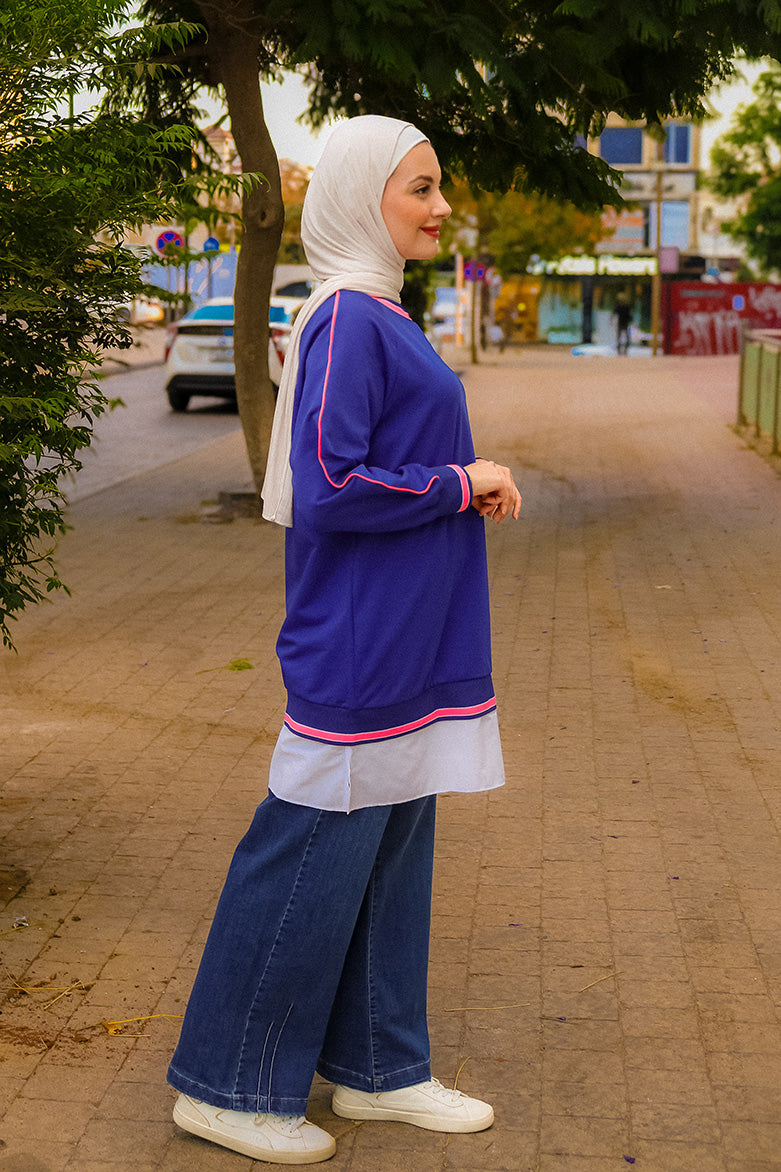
[202,5,284,497]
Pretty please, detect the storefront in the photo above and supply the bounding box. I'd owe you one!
[521,255,658,346]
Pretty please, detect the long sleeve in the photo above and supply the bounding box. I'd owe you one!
[290,291,472,534]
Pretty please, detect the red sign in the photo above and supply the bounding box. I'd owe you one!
[663,282,781,355]
[156,230,184,254]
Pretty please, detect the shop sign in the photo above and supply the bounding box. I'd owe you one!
[531,254,658,277]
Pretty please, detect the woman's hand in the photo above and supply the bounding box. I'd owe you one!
[464,459,522,524]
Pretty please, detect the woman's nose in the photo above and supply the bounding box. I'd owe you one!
[436,194,452,219]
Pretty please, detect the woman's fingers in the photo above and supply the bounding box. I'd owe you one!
[466,460,522,523]
[472,485,522,523]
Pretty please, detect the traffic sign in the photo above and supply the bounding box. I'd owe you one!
[156,230,184,253]
[203,237,220,252]
[463,262,486,282]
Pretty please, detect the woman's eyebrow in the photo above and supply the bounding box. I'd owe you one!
[407,173,437,186]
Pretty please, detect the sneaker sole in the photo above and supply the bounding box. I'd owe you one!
[173,1100,336,1164]
[331,1096,494,1134]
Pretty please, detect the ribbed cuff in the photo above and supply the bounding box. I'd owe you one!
[448,464,472,512]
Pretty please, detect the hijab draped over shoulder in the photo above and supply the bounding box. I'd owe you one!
[261,114,428,527]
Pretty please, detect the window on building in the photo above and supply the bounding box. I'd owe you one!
[662,201,690,248]
[599,127,643,165]
[664,122,691,165]
[648,201,691,249]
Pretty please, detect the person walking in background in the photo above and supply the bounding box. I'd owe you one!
[614,291,633,355]
[167,114,522,1165]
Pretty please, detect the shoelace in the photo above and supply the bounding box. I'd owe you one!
[253,1113,307,1134]
[424,1078,465,1104]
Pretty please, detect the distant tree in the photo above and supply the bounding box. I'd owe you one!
[0,1,242,649]
[278,159,311,264]
[438,182,605,357]
[129,0,781,493]
[447,187,606,280]
[709,61,781,276]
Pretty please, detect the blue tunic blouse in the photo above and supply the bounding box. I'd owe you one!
[269,291,505,810]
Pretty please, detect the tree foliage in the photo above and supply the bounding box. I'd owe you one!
[486,192,606,277]
[277,159,311,264]
[709,60,781,274]
[442,182,605,279]
[125,0,781,494]
[0,0,219,649]
[141,0,781,206]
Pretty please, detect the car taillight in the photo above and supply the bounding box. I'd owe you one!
[270,326,288,366]
[164,322,178,361]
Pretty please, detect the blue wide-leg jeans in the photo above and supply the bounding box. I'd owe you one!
[167,792,436,1115]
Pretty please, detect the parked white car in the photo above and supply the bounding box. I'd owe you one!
[119,296,165,326]
[164,297,292,412]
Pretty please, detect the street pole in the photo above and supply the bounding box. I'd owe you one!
[651,168,662,357]
[455,252,464,346]
[470,263,479,365]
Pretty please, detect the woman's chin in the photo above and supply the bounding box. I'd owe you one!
[406,243,439,262]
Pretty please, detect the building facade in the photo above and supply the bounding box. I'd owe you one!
[526,115,742,348]
[592,116,704,276]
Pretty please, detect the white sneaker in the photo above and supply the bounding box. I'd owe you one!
[173,1094,336,1164]
[331,1077,494,1133]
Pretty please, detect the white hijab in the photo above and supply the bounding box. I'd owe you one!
[261,115,429,526]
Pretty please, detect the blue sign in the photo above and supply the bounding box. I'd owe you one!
[203,237,220,252]
[732,294,746,311]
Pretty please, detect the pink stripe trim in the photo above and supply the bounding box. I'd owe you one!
[284,697,497,745]
[370,296,411,319]
[448,464,471,512]
[317,291,439,497]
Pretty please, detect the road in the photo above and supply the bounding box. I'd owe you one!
[65,362,242,503]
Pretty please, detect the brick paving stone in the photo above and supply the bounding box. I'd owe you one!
[722,1121,781,1163]
[4,348,781,1169]
[629,1140,728,1170]
[1,1094,94,1143]
[541,1080,626,1118]
[72,1118,176,1165]
[537,1160,637,1172]
[539,1112,630,1159]
[0,1139,77,1170]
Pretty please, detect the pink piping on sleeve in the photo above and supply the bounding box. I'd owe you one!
[284,697,497,745]
[316,290,440,498]
[448,465,471,512]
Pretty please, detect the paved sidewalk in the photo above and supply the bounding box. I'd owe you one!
[2,346,781,1171]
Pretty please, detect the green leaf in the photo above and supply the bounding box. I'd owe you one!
[226,658,254,671]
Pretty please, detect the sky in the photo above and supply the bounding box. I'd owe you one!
[699,58,765,160]
[200,71,337,168]
[259,73,337,166]
[71,67,335,168]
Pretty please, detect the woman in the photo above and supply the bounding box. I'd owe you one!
[168,115,521,1165]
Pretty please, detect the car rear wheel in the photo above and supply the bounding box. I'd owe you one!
[167,386,191,412]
